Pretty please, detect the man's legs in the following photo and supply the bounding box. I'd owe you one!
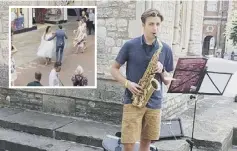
[92,23,95,34]
[121,104,146,151]
[123,143,135,151]
[11,21,15,30]
[139,139,151,151]
[140,108,161,151]
[88,21,92,35]
[55,46,60,63]
[59,45,64,64]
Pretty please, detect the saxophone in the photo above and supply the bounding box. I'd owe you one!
[131,37,163,108]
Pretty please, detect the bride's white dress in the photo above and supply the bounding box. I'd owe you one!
[37,33,56,58]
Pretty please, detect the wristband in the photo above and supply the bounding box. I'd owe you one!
[124,80,129,88]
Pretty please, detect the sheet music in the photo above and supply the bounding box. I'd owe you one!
[169,57,237,97]
[168,58,207,93]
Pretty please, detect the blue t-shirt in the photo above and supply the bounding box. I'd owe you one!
[115,35,174,109]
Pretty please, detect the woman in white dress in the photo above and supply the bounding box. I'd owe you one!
[11,45,18,86]
[81,17,88,52]
[73,20,87,53]
[11,29,18,86]
[37,26,55,65]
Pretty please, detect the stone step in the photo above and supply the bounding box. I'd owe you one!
[181,145,237,151]
[173,96,237,151]
[152,139,189,151]
[0,107,120,148]
[0,127,103,151]
[1,95,236,151]
[0,107,189,151]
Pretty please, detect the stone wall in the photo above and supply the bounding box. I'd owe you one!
[0,1,16,87]
[96,1,137,76]
[0,84,191,125]
[188,1,205,56]
[0,87,123,124]
[225,0,237,53]
[0,4,9,65]
[0,64,8,87]
[172,1,191,58]
[153,1,176,47]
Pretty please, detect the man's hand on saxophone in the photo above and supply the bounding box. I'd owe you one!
[155,61,164,73]
[155,61,175,86]
[110,61,143,96]
[126,80,143,96]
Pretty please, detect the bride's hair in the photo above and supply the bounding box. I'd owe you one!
[44,26,51,39]
[45,26,51,34]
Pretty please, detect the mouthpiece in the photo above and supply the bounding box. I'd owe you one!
[153,33,157,39]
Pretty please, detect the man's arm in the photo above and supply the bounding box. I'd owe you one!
[160,44,174,86]
[64,32,68,39]
[110,42,142,95]
[111,61,143,95]
[48,33,56,41]
[110,62,127,86]
[110,42,129,86]
[110,45,127,86]
[160,71,172,85]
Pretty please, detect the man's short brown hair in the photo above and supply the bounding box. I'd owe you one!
[141,9,164,24]
[35,72,42,81]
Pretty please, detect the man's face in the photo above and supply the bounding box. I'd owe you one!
[142,16,162,39]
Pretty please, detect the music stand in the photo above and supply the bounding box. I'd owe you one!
[167,57,237,151]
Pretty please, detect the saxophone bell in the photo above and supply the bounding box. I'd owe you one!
[139,78,160,108]
[151,78,160,91]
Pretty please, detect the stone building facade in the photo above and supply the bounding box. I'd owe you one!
[95,0,205,76]
[202,0,229,56]
[0,1,205,123]
[225,0,237,54]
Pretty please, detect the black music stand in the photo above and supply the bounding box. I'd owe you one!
[167,57,234,151]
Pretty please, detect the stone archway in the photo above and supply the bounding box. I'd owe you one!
[202,35,215,56]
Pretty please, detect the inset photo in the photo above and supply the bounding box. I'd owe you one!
[9,6,97,88]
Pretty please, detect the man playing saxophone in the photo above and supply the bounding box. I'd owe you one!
[110,9,174,151]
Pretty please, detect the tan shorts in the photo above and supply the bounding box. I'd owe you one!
[121,104,161,144]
